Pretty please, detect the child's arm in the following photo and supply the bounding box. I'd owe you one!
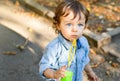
[43,65,67,79]
[85,63,99,81]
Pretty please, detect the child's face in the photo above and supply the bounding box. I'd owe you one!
[57,10,86,41]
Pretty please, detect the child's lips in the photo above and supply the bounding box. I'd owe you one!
[71,35,78,38]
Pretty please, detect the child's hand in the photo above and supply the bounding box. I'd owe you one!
[53,65,67,79]
[87,71,99,81]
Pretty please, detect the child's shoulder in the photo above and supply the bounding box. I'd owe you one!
[79,36,88,43]
[47,37,60,48]
[79,36,89,48]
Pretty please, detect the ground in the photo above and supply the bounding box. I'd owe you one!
[0,0,120,81]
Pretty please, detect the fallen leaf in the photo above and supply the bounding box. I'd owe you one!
[3,51,16,55]
[106,70,110,76]
[91,63,100,68]
[90,48,96,55]
[16,38,29,51]
[111,63,119,68]
[109,61,112,64]
[17,45,25,51]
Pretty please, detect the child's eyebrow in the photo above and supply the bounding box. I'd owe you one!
[63,20,71,22]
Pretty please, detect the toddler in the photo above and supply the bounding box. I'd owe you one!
[39,0,98,81]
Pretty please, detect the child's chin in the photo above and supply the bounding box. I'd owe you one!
[69,39,76,42]
[71,37,78,40]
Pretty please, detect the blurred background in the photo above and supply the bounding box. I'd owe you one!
[0,0,120,81]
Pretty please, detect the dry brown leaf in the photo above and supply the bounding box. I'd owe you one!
[90,49,96,55]
[3,51,16,55]
[91,63,100,68]
[111,63,119,68]
[16,38,29,51]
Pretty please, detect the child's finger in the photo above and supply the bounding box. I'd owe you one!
[93,76,98,81]
[60,71,66,78]
[60,65,67,70]
[59,65,67,76]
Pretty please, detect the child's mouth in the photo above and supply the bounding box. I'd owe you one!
[71,35,77,38]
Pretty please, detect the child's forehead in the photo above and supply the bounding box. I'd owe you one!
[61,9,85,21]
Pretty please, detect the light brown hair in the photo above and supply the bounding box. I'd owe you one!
[53,0,89,33]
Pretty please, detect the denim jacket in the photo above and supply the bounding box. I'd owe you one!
[39,34,90,81]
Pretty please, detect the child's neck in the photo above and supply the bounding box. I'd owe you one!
[60,33,70,42]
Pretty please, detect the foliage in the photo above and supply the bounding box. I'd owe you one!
[36,0,120,34]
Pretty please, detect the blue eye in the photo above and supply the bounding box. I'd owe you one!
[66,23,72,27]
[78,24,84,28]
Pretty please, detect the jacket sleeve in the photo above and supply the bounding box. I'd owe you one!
[39,46,57,79]
[80,36,90,65]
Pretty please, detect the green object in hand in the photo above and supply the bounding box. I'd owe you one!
[61,70,73,81]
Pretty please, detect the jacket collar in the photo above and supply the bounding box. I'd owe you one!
[58,33,81,50]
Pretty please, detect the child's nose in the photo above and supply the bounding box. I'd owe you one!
[72,26,78,32]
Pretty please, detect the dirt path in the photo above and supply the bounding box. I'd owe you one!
[0,1,56,81]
